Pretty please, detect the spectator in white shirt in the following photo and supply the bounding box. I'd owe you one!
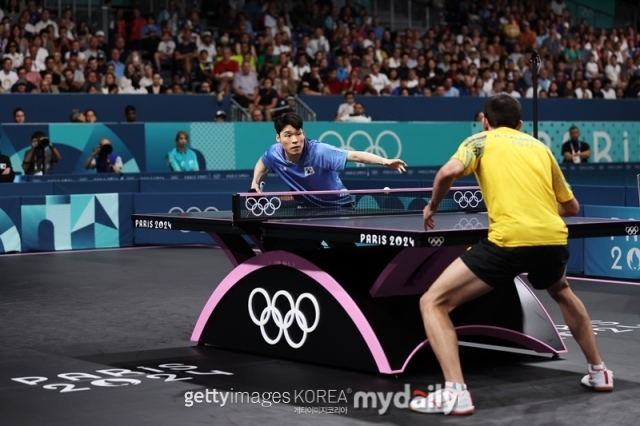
[335,91,356,121]
[275,16,291,40]
[601,79,617,99]
[340,103,372,123]
[3,42,23,69]
[0,57,18,92]
[503,81,521,98]
[197,31,216,62]
[605,55,621,87]
[369,63,391,94]
[550,0,566,16]
[35,9,59,38]
[575,79,592,99]
[272,33,291,56]
[292,54,310,81]
[307,27,330,57]
[154,32,176,71]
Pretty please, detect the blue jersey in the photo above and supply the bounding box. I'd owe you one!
[261,139,354,207]
[167,148,199,172]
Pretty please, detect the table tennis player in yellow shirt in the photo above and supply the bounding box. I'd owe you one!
[411,94,612,416]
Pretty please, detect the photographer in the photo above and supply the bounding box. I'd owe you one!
[84,138,122,173]
[22,131,62,175]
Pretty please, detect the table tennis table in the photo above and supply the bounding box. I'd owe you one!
[131,187,640,375]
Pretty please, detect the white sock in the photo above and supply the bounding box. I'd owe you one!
[445,381,467,391]
[590,363,605,371]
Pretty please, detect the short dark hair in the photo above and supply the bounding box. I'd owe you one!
[31,131,46,140]
[274,112,303,134]
[14,107,24,117]
[569,125,579,132]
[125,105,136,113]
[483,94,521,129]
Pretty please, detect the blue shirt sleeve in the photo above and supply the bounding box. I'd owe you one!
[260,145,276,170]
[313,142,348,171]
[167,149,180,171]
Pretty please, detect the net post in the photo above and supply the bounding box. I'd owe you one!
[637,174,640,206]
[232,193,241,222]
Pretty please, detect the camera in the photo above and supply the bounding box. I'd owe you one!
[99,144,113,156]
[38,138,50,148]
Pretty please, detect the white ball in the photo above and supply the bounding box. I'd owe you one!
[383,187,390,194]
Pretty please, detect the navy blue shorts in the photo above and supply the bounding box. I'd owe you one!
[460,238,569,290]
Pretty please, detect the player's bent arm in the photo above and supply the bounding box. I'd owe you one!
[431,159,465,208]
[558,198,580,217]
[251,158,269,191]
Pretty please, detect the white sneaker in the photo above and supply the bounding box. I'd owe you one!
[409,387,474,415]
[581,364,613,392]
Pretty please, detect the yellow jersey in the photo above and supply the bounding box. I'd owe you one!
[451,127,574,247]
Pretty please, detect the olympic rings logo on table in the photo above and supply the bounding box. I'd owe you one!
[168,206,218,233]
[317,130,402,167]
[454,217,484,229]
[248,288,320,349]
[245,196,282,216]
[453,190,483,209]
[626,226,639,235]
[428,236,445,247]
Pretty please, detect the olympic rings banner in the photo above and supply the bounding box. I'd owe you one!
[583,205,640,279]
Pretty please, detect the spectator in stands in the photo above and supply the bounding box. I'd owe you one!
[167,130,200,172]
[174,27,198,84]
[474,111,485,122]
[58,67,82,92]
[22,130,61,176]
[147,72,166,94]
[340,102,372,123]
[69,109,86,122]
[251,108,265,121]
[562,126,591,163]
[0,148,15,183]
[13,107,25,123]
[84,138,122,174]
[85,109,97,123]
[125,105,137,122]
[233,61,259,109]
[335,91,356,121]
[215,110,226,122]
[253,77,279,121]
[1,57,17,92]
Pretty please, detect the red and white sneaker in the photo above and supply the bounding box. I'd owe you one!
[581,364,613,391]
[409,387,474,415]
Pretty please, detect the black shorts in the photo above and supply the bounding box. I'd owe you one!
[460,238,569,290]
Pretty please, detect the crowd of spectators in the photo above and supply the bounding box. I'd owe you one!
[1,0,639,120]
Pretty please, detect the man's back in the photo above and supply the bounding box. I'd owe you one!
[455,127,573,247]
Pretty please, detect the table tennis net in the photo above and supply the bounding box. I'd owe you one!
[232,187,485,221]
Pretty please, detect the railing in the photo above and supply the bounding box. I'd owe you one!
[230,97,251,122]
[295,96,317,122]
[371,0,437,31]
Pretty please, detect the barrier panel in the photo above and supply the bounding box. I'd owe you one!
[3,122,640,176]
[0,197,21,253]
[583,205,640,279]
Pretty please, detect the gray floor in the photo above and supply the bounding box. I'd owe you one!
[1,246,639,425]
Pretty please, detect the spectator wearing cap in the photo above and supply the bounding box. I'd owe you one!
[198,31,216,62]
[215,110,226,122]
[12,66,37,91]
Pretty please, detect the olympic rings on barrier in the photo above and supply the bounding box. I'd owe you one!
[245,196,282,216]
[454,217,484,230]
[453,190,483,209]
[168,206,218,233]
[248,288,320,349]
[627,226,639,235]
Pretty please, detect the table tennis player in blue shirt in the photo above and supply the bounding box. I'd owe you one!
[251,112,407,207]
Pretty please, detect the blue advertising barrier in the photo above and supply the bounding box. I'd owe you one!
[19,193,133,253]
[583,205,640,279]
[132,193,232,246]
[571,185,627,207]
[0,182,55,196]
[0,197,21,253]
[53,180,140,195]
[138,178,251,194]
[626,186,640,207]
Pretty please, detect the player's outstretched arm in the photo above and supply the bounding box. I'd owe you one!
[251,158,269,192]
[346,151,407,172]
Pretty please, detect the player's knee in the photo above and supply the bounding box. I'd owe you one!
[420,291,449,313]
[547,278,571,301]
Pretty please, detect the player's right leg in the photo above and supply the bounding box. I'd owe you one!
[528,246,613,392]
[545,273,613,391]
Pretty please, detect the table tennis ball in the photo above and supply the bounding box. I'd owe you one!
[384,187,391,194]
